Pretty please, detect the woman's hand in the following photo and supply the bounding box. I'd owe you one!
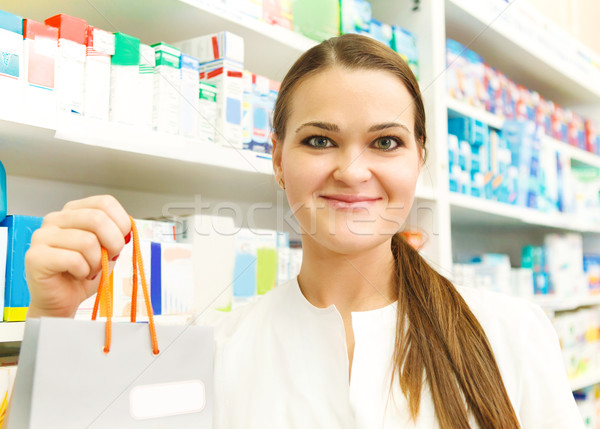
[25,195,132,318]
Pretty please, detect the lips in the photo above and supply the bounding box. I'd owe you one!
[320,194,380,203]
[319,194,381,210]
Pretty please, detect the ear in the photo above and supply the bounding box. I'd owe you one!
[271,133,284,181]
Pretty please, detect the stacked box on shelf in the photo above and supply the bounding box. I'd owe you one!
[22,19,58,126]
[573,385,600,429]
[392,26,419,80]
[45,14,87,116]
[110,32,139,125]
[83,26,115,121]
[152,42,181,135]
[292,0,340,41]
[198,82,218,145]
[553,309,600,383]
[249,73,271,153]
[180,54,201,138]
[176,214,236,313]
[0,215,43,321]
[137,43,155,128]
[263,0,293,30]
[0,10,23,118]
[340,0,371,35]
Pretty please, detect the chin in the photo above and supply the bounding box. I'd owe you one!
[307,227,396,256]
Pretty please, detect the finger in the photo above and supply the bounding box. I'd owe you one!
[26,244,91,282]
[32,226,104,280]
[42,209,126,260]
[62,195,132,237]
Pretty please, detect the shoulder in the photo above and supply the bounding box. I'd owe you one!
[455,285,583,428]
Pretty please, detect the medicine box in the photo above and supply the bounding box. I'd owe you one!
[152,42,181,134]
[22,19,58,127]
[255,229,278,296]
[263,0,293,30]
[198,82,218,145]
[369,20,393,49]
[177,215,235,312]
[200,59,243,149]
[45,14,87,116]
[110,32,140,125]
[135,43,155,129]
[340,0,372,35]
[292,0,340,41]
[180,54,200,138]
[392,26,419,80]
[0,10,23,118]
[250,73,270,152]
[0,215,43,321]
[83,26,115,121]
[241,71,253,150]
[232,228,257,309]
[174,31,244,65]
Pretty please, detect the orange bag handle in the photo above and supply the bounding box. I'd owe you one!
[91,216,160,355]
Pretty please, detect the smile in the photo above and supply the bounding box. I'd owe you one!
[319,194,381,210]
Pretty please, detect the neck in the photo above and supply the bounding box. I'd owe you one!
[297,237,397,315]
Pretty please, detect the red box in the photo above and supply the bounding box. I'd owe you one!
[23,19,58,89]
[45,14,87,44]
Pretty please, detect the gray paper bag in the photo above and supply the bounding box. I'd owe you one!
[7,317,213,428]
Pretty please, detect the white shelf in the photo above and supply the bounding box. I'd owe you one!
[570,371,600,391]
[445,0,600,107]
[447,98,600,169]
[0,113,277,203]
[447,97,503,129]
[0,323,25,343]
[533,294,600,312]
[449,192,600,234]
[4,0,317,82]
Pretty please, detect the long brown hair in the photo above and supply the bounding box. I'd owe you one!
[273,34,520,428]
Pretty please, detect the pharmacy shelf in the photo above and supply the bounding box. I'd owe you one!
[5,0,317,82]
[447,97,503,129]
[447,98,600,169]
[533,294,600,312]
[0,323,25,343]
[445,0,600,107]
[449,192,600,234]
[0,114,277,203]
[570,371,600,392]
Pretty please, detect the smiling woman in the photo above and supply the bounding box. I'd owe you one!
[23,34,583,429]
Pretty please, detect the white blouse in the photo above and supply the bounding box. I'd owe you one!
[196,277,584,428]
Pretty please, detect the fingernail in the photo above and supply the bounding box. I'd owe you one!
[111,254,120,262]
[124,232,131,244]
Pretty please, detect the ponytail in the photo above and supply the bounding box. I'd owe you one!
[390,233,521,428]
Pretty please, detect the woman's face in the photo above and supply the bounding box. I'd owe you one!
[273,67,423,254]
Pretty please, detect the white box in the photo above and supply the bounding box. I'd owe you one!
[200,60,243,149]
[179,54,200,138]
[174,31,244,65]
[54,38,86,116]
[198,82,218,145]
[83,27,114,120]
[110,64,139,125]
[22,20,58,128]
[152,43,181,134]
[0,11,24,119]
[178,215,236,313]
[137,43,155,128]
[161,242,194,315]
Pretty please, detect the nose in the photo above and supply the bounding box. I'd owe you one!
[332,145,372,185]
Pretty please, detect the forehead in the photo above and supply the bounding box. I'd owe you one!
[286,67,415,134]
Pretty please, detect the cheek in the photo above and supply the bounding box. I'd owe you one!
[282,153,330,202]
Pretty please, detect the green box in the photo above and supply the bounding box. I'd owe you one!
[152,42,181,69]
[292,0,340,41]
[112,32,140,66]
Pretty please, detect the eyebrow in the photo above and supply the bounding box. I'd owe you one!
[295,121,411,134]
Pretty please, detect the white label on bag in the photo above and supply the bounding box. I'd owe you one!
[129,379,206,420]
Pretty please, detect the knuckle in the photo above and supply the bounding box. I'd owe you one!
[42,211,61,226]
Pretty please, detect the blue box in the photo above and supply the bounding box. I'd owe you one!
[0,161,5,222]
[1,215,43,321]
